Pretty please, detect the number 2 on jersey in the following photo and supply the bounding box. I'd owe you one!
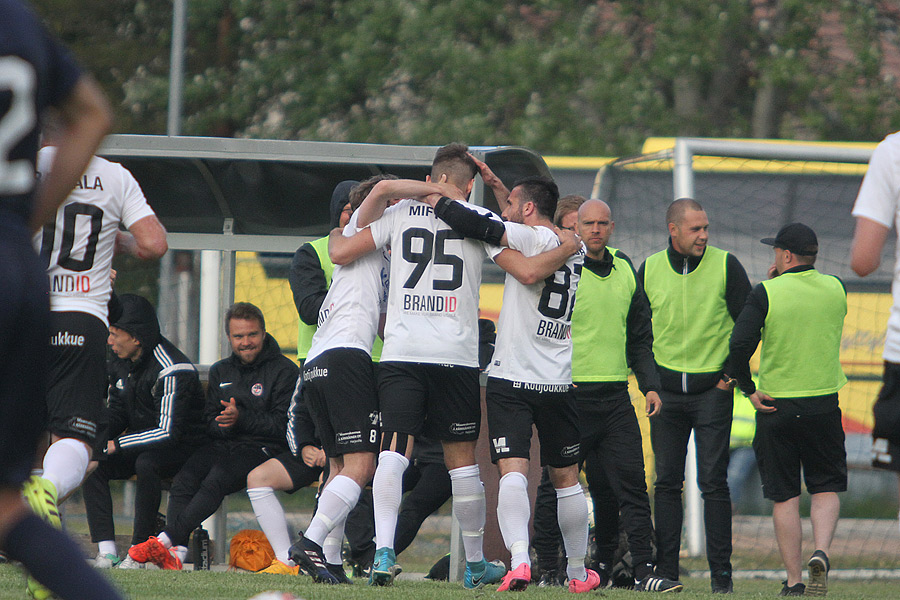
[401,227,464,290]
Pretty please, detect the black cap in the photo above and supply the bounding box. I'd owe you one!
[760,223,818,256]
[111,294,160,350]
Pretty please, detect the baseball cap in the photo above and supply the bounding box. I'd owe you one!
[760,222,818,256]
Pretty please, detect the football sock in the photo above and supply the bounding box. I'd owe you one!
[556,483,588,582]
[173,545,188,563]
[157,532,173,548]
[372,451,408,549]
[497,471,531,568]
[42,438,90,501]
[248,486,293,563]
[98,540,118,558]
[4,513,124,600]
[449,464,486,563]
[323,518,346,565]
[306,475,360,547]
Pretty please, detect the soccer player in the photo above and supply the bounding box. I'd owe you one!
[289,177,452,584]
[128,303,298,570]
[637,198,751,593]
[0,2,123,599]
[30,111,167,540]
[478,177,603,593]
[730,223,847,597]
[850,132,900,536]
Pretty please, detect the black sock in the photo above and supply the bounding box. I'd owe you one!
[3,513,124,600]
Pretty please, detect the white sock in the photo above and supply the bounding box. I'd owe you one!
[373,451,408,549]
[42,438,90,500]
[248,486,293,564]
[497,471,531,569]
[98,540,117,557]
[323,518,346,565]
[449,464,486,563]
[306,475,361,547]
[173,545,188,562]
[158,532,173,548]
[557,483,588,582]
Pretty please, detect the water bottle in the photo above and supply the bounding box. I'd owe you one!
[192,526,210,570]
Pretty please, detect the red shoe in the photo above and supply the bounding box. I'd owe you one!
[497,563,531,592]
[569,569,602,593]
[128,536,183,570]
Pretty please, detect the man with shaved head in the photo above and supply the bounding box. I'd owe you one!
[637,198,751,593]
[532,199,681,592]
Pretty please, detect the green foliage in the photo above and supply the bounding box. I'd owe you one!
[29,0,900,155]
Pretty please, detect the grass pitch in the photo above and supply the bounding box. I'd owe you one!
[1,566,899,600]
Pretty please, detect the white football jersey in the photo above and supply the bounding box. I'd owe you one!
[34,146,156,324]
[306,211,390,363]
[487,223,585,385]
[369,199,502,366]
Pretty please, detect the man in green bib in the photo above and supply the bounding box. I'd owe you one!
[637,198,751,593]
[730,223,847,597]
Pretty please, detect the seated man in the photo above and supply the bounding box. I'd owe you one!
[83,294,206,568]
[128,302,299,569]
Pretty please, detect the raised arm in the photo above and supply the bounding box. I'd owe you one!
[357,178,460,227]
[469,153,510,210]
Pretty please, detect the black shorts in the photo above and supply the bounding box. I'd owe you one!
[485,377,581,468]
[46,311,109,449]
[377,361,480,442]
[303,348,379,457]
[273,451,323,493]
[753,402,847,502]
[0,221,50,486]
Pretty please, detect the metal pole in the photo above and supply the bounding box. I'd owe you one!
[167,0,186,137]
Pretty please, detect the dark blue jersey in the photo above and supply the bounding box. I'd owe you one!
[0,0,81,220]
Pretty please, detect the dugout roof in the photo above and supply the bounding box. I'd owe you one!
[99,135,550,249]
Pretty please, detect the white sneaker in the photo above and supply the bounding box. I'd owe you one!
[92,553,121,569]
[118,554,145,569]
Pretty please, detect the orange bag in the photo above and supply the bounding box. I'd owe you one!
[228,529,275,572]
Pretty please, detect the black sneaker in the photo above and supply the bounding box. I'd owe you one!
[806,550,829,596]
[636,574,684,593]
[537,569,565,587]
[779,580,805,596]
[711,572,733,594]
[288,534,340,584]
[326,562,352,584]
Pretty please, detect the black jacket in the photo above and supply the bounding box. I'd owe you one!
[204,333,299,453]
[108,337,206,452]
[107,294,207,453]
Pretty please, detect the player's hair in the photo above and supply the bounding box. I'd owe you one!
[512,176,560,220]
[225,302,265,334]
[349,174,399,212]
[431,143,477,188]
[554,194,586,227]
[666,197,704,227]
